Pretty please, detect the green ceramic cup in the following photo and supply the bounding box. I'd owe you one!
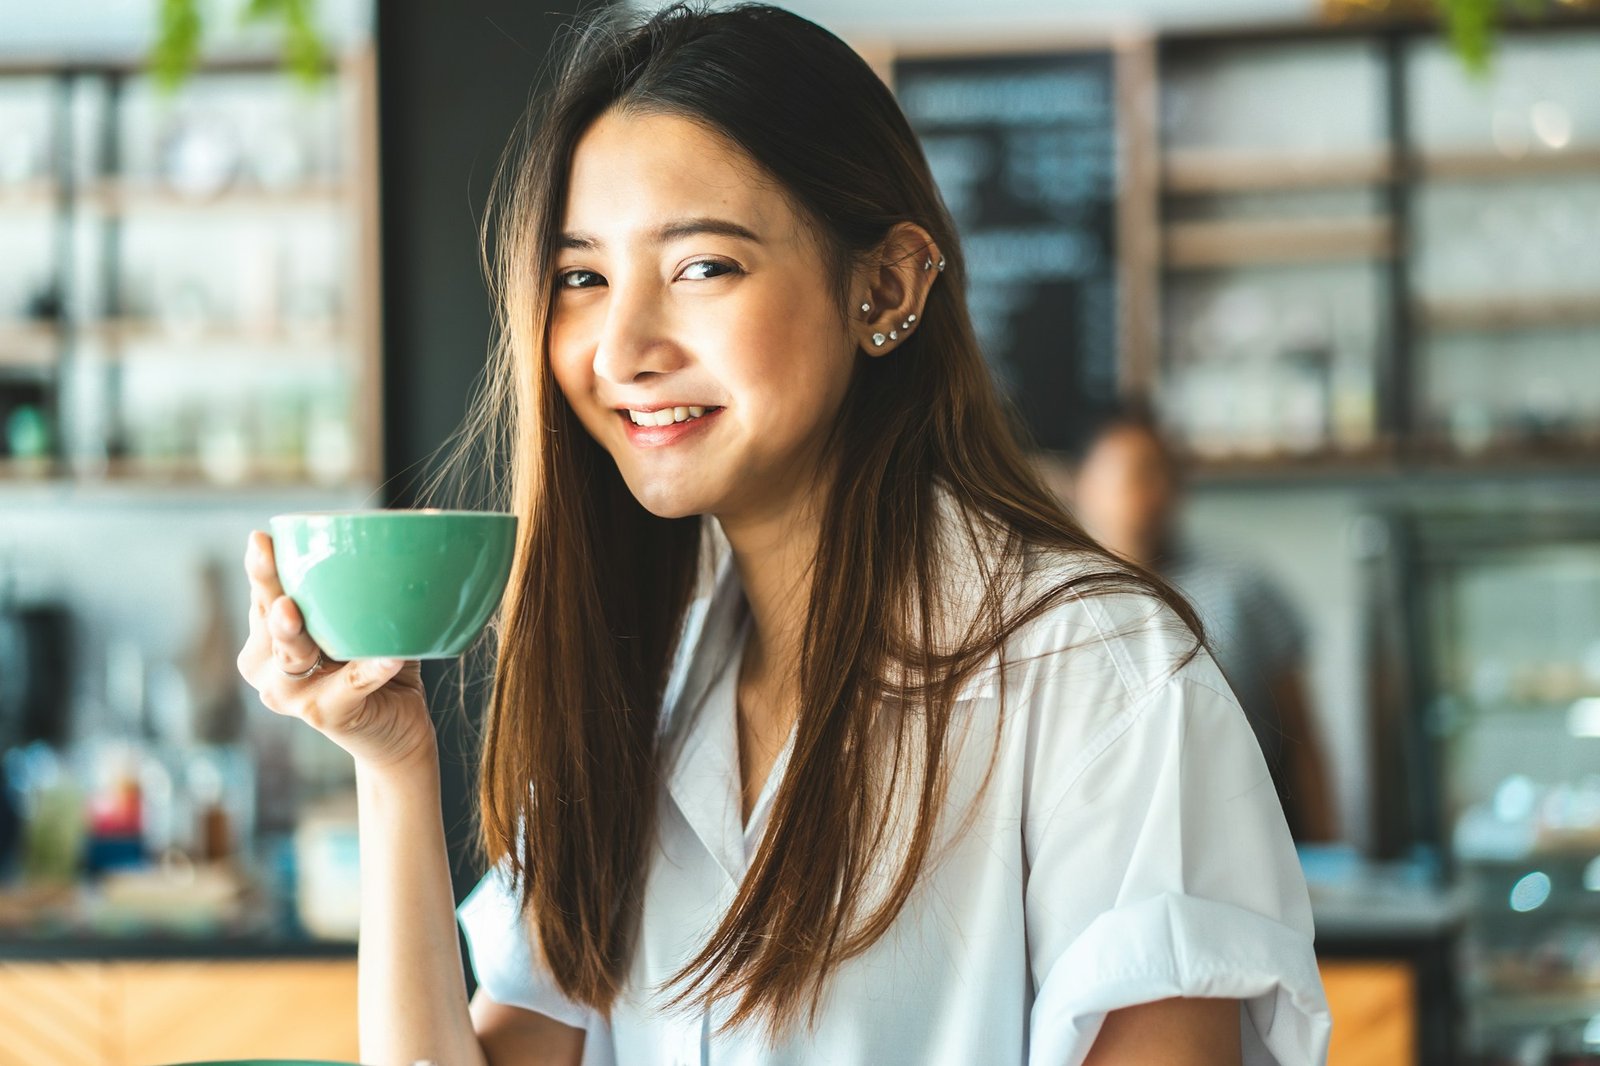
[267,509,516,661]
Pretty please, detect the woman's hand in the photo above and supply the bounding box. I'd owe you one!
[237,530,437,772]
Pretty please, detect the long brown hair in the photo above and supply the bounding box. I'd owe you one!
[433,0,1204,1039]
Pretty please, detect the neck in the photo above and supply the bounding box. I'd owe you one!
[715,487,825,701]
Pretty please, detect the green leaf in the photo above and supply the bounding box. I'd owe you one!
[149,0,327,90]
[1436,0,1553,79]
[149,0,204,94]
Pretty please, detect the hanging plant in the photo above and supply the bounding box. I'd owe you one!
[150,0,327,91]
[1325,0,1594,75]
[1435,0,1553,75]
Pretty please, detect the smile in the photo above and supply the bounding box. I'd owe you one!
[618,406,724,447]
[626,406,713,426]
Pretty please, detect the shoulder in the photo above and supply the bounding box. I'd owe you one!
[960,548,1241,799]
[994,547,1226,709]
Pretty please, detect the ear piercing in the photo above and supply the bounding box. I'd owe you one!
[922,255,945,272]
[868,311,921,347]
[860,294,924,348]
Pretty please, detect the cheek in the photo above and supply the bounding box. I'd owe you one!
[547,321,591,404]
[739,302,853,417]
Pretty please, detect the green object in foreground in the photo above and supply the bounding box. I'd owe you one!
[268,509,516,661]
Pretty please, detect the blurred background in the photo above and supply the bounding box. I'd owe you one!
[0,1,1595,1063]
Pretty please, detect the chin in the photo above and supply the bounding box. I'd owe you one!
[622,474,709,520]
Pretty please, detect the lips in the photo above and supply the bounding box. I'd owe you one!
[618,405,725,447]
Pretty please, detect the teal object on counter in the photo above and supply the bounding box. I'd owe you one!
[268,509,517,661]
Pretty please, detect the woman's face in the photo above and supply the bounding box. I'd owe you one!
[549,108,857,524]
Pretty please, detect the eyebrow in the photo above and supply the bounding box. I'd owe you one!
[558,216,764,251]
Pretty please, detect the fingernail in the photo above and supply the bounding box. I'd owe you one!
[373,658,401,670]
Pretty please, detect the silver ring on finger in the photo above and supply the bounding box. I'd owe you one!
[279,650,325,681]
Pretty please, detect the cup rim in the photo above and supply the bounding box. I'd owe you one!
[269,509,515,521]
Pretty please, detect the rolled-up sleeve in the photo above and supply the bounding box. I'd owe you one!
[1021,621,1331,1065]
[457,863,595,1032]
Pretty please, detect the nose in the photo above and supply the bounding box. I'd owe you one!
[590,275,686,386]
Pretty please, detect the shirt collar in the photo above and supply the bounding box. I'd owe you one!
[660,539,751,886]
[658,484,1007,885]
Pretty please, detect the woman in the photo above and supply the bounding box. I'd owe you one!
[238,5,1329,1064]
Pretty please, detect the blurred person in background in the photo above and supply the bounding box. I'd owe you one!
[1065,401,1339,843]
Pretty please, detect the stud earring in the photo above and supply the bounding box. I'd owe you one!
[871,332,886,347]
[860,301,871,314]
[889,330,898,340]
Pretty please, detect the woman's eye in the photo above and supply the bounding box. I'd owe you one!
[558,269,604,289]
[679,259,742,281]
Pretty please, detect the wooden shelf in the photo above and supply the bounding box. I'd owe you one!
[0,457,371,491]
[86,318,348,348]
[0,321,60,370]
[1420,294,1600,332]
[1413,147,1600,181]
[86,179,350,213]
[1405,436,1600,472]
[1163,216,1394,268]
[1185,445,1400,483]
[98,456,316,484]
[1163,149,1393,193]
[1473,987,1600,1030]
[0,457,59,481]
[0,179,58,210]
[1182,439,1600,486]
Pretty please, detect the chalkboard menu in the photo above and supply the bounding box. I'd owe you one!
[894,50,1121,454]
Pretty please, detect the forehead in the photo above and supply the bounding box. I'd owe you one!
[562,109,794,240]
[1091,425,1170,469]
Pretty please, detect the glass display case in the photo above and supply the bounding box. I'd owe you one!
[1387,504,1600,1063]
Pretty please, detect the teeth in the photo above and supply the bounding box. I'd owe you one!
[627,406,713,426]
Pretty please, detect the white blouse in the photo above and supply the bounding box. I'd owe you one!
[458,496,1332,1066]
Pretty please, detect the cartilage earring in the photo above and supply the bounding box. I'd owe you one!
[889,330,898,340]
[871,332,886,346]
[936,256,946,272]
[860,301,871,314]
[923,257,933,271]
[899,316,914,331]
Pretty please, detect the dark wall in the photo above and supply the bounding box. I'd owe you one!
[375,0,612,985]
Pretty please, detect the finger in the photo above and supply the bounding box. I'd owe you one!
[295,657,408,733]
[268,595,331,675]
[244,530,286,604]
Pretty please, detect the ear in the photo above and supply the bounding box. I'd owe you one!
[849,222,944,357]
